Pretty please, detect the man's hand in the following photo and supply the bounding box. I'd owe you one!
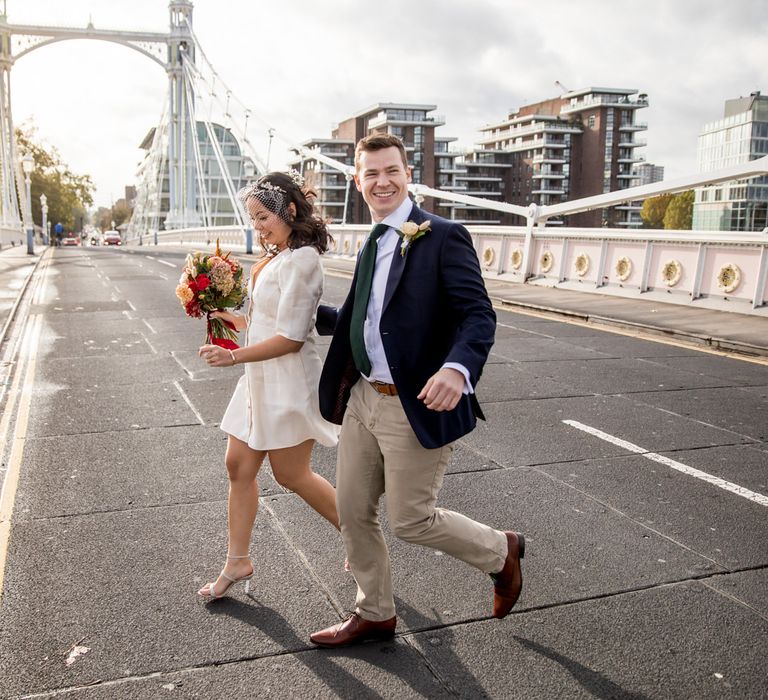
[417,367,464,412]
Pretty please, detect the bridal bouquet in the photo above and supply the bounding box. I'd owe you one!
[175,241,246,349]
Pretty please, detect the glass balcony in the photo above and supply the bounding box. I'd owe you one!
[618,139,647,148]
[368,111,446,129]
[560,94,649,114]
[619,122,648,131]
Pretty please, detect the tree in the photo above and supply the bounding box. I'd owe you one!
[15,125,95,233]
[92,201,132,232]
[93,206,113,232]
[663,190,694,230]
[112,201,133,228]
[640,193,673,228]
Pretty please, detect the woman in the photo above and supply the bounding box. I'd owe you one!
[197,171,340,599]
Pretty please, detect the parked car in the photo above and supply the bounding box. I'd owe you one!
[61,234,80,247]
[103,231,122,246]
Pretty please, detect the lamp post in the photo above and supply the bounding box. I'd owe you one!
[265,128,275,171]
[21,153,34,255]
[242,159,256,254]
[40,193,48,245]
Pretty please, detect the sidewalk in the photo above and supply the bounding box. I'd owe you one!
[0,244,43,343]
[320,255,768,359]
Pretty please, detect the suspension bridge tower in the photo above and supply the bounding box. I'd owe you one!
[164,0,200,228]
[0,0,21,228]
[0,1,202,232]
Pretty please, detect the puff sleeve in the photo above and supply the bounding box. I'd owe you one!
[275,246,323,342]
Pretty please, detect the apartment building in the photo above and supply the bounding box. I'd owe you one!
[453,87,649,227]
[632,162,665,187]
[290,103,462,224]
[693,91,768,232]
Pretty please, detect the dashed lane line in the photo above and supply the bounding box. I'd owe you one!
[563,419,768,507]
[172,380,206,426]
[158,259,177,268]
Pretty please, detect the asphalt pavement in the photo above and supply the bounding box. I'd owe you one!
[0,243,766,699]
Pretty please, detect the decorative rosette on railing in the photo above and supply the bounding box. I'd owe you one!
[716,263,741,294]
[661,259,683,287]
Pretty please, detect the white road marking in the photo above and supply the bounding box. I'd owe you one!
[563,419,768,507]
[0,315,43,599]
[126,300,136,311]
[158,259,176,268]
[173,380,205,425]
[142,319,157,334]
[145,255,156,261]
[143,334,158,354]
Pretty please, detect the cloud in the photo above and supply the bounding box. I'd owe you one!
[7,0,766,204]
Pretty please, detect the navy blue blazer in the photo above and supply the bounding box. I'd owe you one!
[318,203,496,449]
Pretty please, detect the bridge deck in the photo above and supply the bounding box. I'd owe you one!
[0,244,766,699]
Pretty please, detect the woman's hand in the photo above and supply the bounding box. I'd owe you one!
[209,309,246,330]
[199,344,235,367]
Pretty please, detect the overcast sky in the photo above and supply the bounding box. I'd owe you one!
[8,0,767,208]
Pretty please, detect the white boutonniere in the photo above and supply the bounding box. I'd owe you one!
[397,220,431,257]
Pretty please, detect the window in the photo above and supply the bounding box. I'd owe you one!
[588,115,595,128]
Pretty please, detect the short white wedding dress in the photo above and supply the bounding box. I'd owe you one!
[219,246,339,450]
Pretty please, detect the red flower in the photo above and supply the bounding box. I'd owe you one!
[185,298,203,318]
[195,274,211,291]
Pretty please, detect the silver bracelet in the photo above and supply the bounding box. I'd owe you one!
[228,349,237,365]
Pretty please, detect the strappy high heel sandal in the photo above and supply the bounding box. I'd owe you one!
[198,554,254,600]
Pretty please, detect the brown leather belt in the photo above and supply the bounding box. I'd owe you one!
[369,380,398,396]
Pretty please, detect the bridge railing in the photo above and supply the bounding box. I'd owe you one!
[131,223,768,313]
[0,225,24,249]
[127,155,768,313]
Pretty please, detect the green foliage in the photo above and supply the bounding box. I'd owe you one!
[92,201,132,232]
[640,194,673,228]
[112,201,133,228]
[93,206,113,232]
[663,190,694,230]
[640,191,695,230]
[15,125,95,233]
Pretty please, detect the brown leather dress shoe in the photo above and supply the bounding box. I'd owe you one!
[492,531,526,619]
[310,613,397,648]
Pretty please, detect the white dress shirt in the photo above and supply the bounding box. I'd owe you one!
[362,197,473,394]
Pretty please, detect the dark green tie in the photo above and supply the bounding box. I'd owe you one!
[350,223,389,375]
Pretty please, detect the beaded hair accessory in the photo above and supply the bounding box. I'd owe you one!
[237,169,306,224]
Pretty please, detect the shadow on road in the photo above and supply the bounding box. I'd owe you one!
[514,635,651,700]
[205,597,448,699]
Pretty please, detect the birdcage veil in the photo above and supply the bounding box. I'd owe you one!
[237,169,306,224]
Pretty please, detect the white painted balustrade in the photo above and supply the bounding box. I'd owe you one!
[147,223,768,314]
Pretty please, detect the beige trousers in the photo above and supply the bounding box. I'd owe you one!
[336,379,508,621]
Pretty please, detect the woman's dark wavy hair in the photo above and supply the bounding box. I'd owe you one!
[246,171,333,255]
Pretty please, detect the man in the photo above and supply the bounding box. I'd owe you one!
[310,134,525,648]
